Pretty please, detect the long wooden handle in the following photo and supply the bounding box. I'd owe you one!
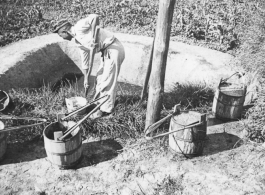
[144,106,207,140]
[58,95,109,141]
[140,30,156,101]
[85,26,100,97]
[144,105,180,137]
[60,94,108,121]
[0,115,47,122]
[145,121,204,141]
[0,122,46,133]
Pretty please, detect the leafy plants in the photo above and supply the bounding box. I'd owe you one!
[0,0,254,52]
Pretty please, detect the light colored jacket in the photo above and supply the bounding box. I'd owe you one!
[71,14,115,69]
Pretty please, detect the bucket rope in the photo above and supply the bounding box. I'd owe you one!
[172,133,191,159]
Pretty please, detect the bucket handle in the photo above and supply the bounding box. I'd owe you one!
[219,72,246,88]
[144,105,206,140]
[145,121,205,141]
[58,95,110,141]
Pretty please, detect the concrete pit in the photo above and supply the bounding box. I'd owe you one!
[0,32,236,92]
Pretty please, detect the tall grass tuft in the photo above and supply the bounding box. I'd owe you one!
[1,81,215,143]
[164,82,214,113]
[82,95,146,139]
[236,0,265,143]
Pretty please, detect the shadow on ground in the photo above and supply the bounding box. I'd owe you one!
[203,116,243,156]
[0,137,123,169]
[76,139,123,169]
[0,138,46,165]
[203,133,241,155]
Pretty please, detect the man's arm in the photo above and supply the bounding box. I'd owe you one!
[74,14,100,91]
[84,26,100,92]
[79,49,90,89]
[85,14,100,80]
[90,14,100,40]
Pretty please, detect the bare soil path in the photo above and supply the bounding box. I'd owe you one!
[0,118,264,195]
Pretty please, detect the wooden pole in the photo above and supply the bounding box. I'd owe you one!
[140,30,156,102]
[145,0,176,129]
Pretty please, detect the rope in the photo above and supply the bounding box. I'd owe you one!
[172,133,191,159]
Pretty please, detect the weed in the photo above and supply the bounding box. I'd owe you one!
[154,175,184,195]
[236,1,265,143]
[1,80,216,144]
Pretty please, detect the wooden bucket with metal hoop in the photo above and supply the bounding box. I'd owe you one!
[168,111,207,157]
[145,105,207,158]
[43,95,110,169]
[43,121,83,169]
[212,72,246,120]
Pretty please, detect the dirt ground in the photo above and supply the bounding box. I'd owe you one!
[0,116,265,195]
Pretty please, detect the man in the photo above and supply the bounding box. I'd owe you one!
[52,14,125,118]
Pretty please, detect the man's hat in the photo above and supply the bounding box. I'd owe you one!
[52,19,71,33]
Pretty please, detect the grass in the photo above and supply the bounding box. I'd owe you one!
[154,175,184,195]
[234,1,265,142]
[0,0,265,143]
[1,80,214,144]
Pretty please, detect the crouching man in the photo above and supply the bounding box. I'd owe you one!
[52,14,125,119]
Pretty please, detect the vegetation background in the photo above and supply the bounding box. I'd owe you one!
[0,0,265,143]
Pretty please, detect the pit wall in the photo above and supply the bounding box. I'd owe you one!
[0,32,236,92]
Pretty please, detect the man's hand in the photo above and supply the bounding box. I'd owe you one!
[88,41,98,49]
[84,80,90,97]
[84,79,90,90]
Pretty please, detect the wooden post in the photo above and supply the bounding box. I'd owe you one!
[145,0,176,129]
[140,30,156,102]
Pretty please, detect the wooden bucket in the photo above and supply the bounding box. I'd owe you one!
[169,111,207,157]
[43,121,83,169]
[0,121,7,161]
[212,73,246,120]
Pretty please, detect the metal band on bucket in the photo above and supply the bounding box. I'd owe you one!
[46,142,82,156]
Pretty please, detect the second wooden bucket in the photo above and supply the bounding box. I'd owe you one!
[212,73,246,120]
[43,121,83,169]
[0,121,7,161]
[169,111,207,157]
